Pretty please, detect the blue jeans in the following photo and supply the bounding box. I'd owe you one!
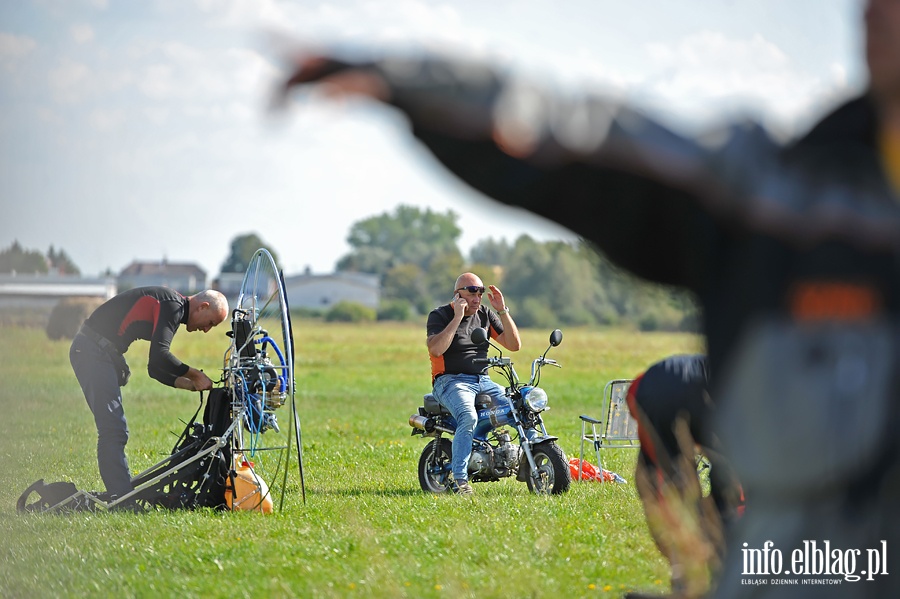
[70,333,133,497]
[433,373,506,481]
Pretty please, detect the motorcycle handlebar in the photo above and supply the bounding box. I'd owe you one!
[473,357,511,366]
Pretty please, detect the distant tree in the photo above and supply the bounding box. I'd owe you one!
[47,245,80,275]
[422,251,465,305]
[338,205,466,306]
[469,238,511,267]
[503,235,698,330]
[47,297,104,339]
[336,246,393,275]
[324,301,376,323]
[0,241,49,274]
[221,233,280,273]
[377,299,414,322]
[330,208,699,330]
[382,263,428,311]
[339,205,462,277]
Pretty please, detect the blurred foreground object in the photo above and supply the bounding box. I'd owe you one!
[275,2,900,596]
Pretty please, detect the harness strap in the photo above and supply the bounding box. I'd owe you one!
[79,322,122,360]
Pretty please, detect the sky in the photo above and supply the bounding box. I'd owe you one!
[0,0,867,279]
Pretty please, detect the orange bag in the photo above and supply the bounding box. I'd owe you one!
[568,458,626,483]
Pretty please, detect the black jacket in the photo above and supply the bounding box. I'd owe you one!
[340,56,900,596]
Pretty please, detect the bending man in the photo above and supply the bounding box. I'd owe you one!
[626,355,743,597]
[69,286,228,502]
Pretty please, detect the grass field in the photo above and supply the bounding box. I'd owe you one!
[0,320,703,598]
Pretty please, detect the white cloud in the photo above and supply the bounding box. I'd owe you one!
[1,0,865,277]
[138,63,176,99]
[70,23,95,44]
[648,31,788,72]
[0,32,37,71]
[89,107,125,131]
[629,30,825,131]
[190,0,296,29]
[48,58,91,102]
[142,105,171,125]
[36,106,64,125]
[159,40,205,65]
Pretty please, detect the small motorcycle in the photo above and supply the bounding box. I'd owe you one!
[409,328,571,495]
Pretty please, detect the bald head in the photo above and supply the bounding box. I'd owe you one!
[187,289,229,333]
[453,272,486,316]
[455,272,483,290]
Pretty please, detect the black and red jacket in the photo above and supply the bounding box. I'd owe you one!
[83,286,191,386]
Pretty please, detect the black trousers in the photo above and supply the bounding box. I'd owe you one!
[70,332,132,497]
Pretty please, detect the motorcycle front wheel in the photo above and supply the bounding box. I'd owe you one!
[525,442,571,495]
[418,438,453,493]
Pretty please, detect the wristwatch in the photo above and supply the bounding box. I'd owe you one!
[497,306,509,316]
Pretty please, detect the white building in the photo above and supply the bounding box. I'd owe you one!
[282,271,380,310]
[0,273,116,310]
[212,270,381,312]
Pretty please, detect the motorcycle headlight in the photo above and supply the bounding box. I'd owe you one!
[521,386,549,412]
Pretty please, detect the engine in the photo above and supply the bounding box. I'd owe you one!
[468,429,521,481]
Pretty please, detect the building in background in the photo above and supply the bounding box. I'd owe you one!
[0,273,116,311]
[0,264,380,326]
[212,270,380,312]
[117,259,207,293]
[282,271,380,310]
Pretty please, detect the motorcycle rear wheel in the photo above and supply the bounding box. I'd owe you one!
[418,438,453,493]
[525,442,571,495]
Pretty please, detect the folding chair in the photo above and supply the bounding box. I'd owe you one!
[579,378,639,478]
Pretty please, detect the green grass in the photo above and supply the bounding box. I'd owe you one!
[0,321,703,598]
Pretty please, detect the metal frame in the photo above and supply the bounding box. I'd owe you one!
[578,378,639,477]
[19,394,235,513]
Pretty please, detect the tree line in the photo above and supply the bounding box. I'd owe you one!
[331,205,699,331]
[0,241,80,275]
[2,205,699,331]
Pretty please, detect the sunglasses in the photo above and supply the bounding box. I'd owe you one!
[456,285,486,295]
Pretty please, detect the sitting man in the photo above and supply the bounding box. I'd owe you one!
[426,272,520,495]
[626,355,743,598]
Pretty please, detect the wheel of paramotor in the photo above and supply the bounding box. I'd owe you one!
[525,442,571,495]
[418,438,453,494]
[224,248,304,510]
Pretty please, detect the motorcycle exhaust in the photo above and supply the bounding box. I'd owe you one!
[409,415,435,432]
[409,415,454,435]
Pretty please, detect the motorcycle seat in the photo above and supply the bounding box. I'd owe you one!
[423,394,450,416]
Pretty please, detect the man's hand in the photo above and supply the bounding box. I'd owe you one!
[489,285,521,351]
[274,55,390,110]
[452,292,468,318]
[193,370,214,391]
[487,285,506,312]
[175,368,214,392]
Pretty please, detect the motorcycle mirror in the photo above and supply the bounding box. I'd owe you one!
[471,327,489,345]
[549,329,563,347]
